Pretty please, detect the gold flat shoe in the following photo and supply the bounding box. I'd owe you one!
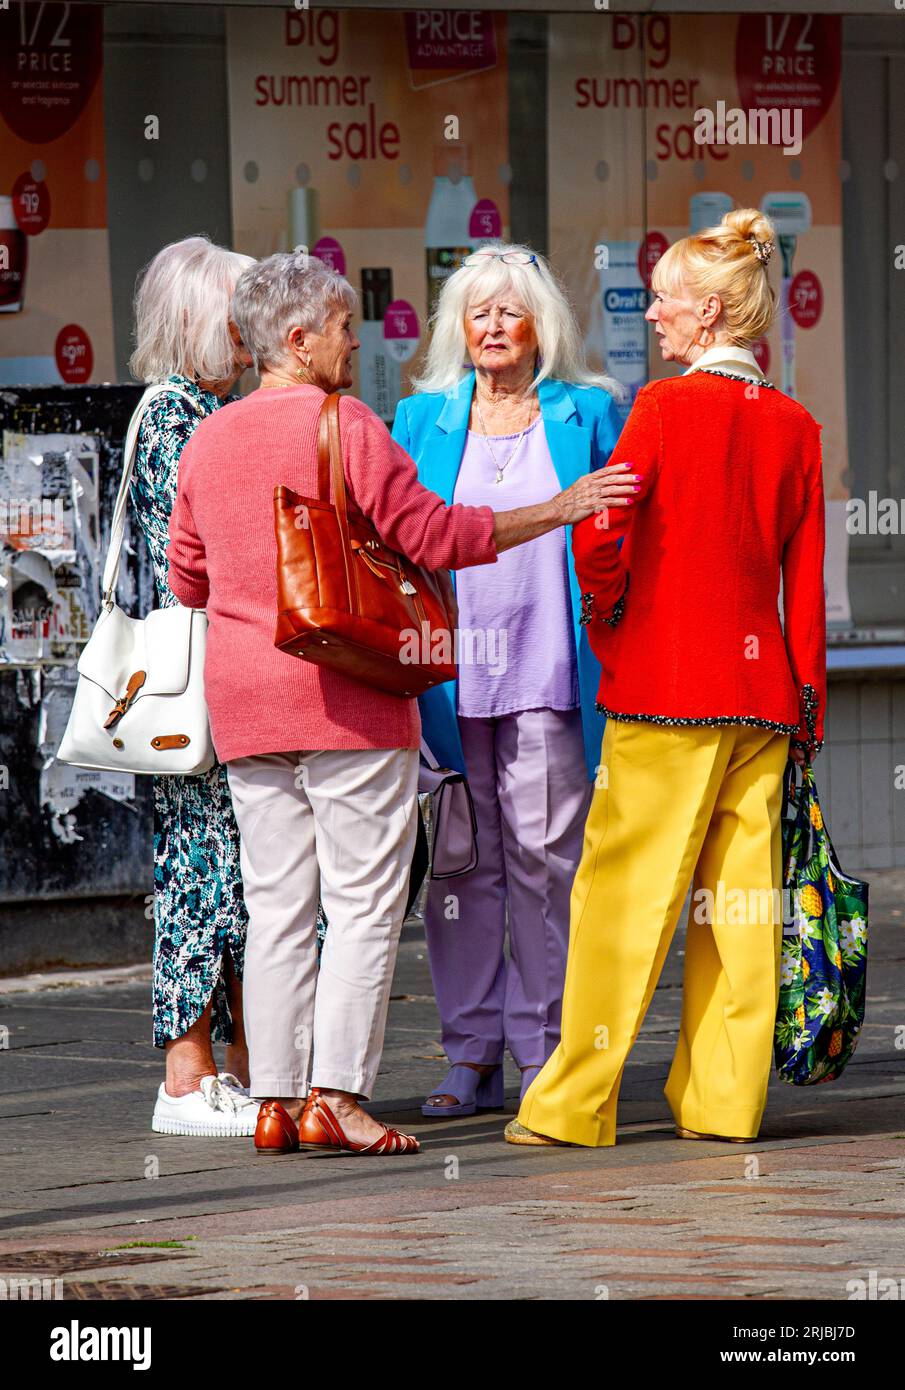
[675,1126,755,1144]
[504,1119,569,1147]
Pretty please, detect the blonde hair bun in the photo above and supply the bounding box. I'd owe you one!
[721,207,776,267]
[649,206,778,345]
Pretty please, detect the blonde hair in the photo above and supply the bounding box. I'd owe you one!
[130,236,256,384]
[651,208,777,345]
[413,242,621,398]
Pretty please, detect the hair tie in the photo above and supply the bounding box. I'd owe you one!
[749,237,774,267]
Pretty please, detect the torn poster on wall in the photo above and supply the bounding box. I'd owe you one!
[35,664,136,839]
[0,432,100,663]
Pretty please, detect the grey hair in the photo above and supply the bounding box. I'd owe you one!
[412,241,623,399]
[130,236,255,384]
[231,252,357,373]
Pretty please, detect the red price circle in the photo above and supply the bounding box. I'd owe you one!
[12,173,51,236]
[736,15,841,143]
[752,337,771,374]
[788,271,823,329]
[55,324,94,384]
[0,4,103,144]
[638,232,670,289]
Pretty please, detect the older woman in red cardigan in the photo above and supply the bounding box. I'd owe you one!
[165,251,634,1157]
[508,208,826,1148]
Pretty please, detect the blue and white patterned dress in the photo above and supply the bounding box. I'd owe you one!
[130,375,249,1047]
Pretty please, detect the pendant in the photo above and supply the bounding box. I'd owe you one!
[495,470,504,484]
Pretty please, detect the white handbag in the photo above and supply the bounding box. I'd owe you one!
[418,739,478,879]
[56,383,215,776]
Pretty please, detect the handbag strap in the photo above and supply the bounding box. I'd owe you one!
[316,392,357,612]
[419,737,440,770]
[102,381,202,605]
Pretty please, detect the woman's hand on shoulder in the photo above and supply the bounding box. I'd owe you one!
[554,462,639,525]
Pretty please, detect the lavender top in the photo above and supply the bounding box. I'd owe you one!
[452,416,579,719]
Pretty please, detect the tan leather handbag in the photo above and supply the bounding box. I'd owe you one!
[273,392,458,697]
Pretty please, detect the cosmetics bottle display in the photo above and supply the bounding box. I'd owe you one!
[359,267,400,424]
[0,195,27,314]
[598,239,647,421]
[288,186,319,253]
[688,191,733,235]
[425,143,476,318]
[761,192,813,400]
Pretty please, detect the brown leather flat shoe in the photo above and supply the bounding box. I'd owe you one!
[298,1088,420,1155]
[254,1100,300,1154]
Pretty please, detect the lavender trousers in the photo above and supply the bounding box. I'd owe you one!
[425,707,592,1068]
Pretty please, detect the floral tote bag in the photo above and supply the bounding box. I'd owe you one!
[774,760,869,1085]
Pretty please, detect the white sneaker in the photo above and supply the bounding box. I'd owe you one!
[217,1071,251,1098]
[151,1074,259,1137]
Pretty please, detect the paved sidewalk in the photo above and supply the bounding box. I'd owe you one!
[0,873,903,1301]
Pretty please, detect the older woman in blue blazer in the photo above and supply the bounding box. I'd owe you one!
[392,244,631,1117]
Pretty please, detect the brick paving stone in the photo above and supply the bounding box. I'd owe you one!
[693,1186,839,1196]
[695,1234,845,1247]
[315,1270,488,1286]
[0,867,902,1300]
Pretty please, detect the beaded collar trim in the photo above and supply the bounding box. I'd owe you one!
[697,367,776,389]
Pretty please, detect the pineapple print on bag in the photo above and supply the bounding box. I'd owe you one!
[775,760,869,1085]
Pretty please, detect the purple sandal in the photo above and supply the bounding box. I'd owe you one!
[421,1063,504,1118]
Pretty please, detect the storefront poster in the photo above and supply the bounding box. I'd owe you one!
[547,13,849,503]
[0,1,115,385]
[0,432,99,662]
[227,8,510,421]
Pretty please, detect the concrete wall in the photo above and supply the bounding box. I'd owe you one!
[823,675,905,872]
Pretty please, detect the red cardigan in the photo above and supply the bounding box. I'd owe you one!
[572,372,826,752]
[166,385,497,762]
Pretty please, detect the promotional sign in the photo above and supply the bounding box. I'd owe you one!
[0,1,115,386]
[547,13,848,504]
[227,8,510,422]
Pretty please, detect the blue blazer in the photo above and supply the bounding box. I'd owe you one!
[391,371,622,781]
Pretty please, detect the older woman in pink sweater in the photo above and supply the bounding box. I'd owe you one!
[166,251,634,1156]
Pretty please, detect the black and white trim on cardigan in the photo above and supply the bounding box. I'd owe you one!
[697,368,776,389]
[595,685,823,756]
[595,705,801,735]
[580,576,628,629]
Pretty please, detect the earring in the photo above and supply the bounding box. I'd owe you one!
[698,323,714,347]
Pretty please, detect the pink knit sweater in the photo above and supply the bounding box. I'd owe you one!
[166,385,497,762]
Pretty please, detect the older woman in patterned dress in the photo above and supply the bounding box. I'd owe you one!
[129,236,298,1136]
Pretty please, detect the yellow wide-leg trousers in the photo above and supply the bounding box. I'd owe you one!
[519,719,789,1147]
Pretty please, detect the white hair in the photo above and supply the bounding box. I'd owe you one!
[130,236,255,384]
[412,241,622,398]
[231,252,357,374]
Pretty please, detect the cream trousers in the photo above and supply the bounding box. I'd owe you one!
[225,747,419,1099]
